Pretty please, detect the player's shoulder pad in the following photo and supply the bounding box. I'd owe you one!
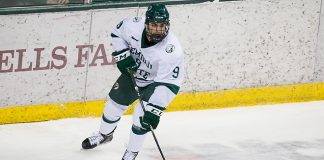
[119,16,144,26]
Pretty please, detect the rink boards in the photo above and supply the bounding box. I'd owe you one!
[1,0,324,124]
[1,82,324,124]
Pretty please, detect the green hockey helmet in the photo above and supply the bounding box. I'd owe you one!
[145,3,169,23]
[145,4,170,43]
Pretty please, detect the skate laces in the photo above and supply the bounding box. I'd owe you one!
[88,132,104,145]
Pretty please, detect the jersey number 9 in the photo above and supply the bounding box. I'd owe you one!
[172,66,180,78]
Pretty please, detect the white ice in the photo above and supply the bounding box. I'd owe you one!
[1,101,324,160]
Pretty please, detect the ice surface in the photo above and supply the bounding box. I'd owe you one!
[1,101,324,160]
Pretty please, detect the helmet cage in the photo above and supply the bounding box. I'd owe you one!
[145,20,170,43]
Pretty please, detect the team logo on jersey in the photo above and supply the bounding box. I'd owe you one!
[165,44,175,53]
[133,17,142,22]
[113,82,119,90]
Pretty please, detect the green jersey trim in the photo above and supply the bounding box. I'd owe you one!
[111,33,119,38]
[141,82,180,94]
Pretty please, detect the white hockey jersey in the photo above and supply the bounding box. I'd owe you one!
[111,16,184,91]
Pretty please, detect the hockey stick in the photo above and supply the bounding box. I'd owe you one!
[127,69,166,160]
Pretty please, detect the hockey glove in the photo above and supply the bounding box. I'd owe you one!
[140,103,165,130]
[112,49,138,75]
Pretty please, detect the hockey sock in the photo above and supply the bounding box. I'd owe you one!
[99,99,128,135]
[127,126,147,152]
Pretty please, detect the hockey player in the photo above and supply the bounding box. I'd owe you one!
[81,3,184,160]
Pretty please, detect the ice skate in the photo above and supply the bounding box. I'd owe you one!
[81,131,113,149]
[121,150,139,160]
